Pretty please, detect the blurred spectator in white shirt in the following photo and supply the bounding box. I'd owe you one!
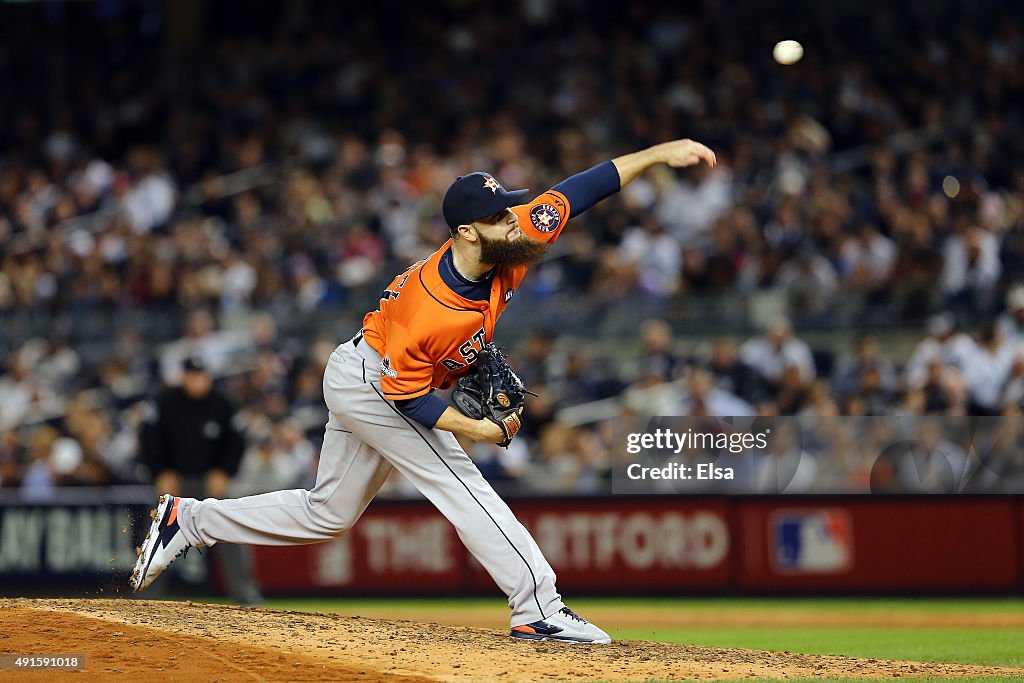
[677,368,755,416]
[653,164,733,248]
[120,147,177,234]
[160,309,248,385]
[963,321,1016,414]
[0,352,57,429]
[940,225,1000,297]
[775,249,839,314]
[837,222,896,291]
[231,430,302,497]
[740,316,816,387]
[905,313,977,389]
[617,220,682,297]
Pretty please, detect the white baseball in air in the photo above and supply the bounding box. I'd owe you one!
[773,40,804,65]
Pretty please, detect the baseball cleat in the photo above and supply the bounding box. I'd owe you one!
[130,494,191,591]
[510,606,612,644]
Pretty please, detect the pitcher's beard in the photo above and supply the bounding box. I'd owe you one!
[478,233,550,266]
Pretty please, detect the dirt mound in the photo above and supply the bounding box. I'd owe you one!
[0,599,1019,682]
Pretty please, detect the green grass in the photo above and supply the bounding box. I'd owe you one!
[712,679,1024,683]
[263,596,1024,614]
[254,596,1024,670]
[611,626,1024,667]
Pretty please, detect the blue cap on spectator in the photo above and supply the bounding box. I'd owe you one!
[442,172,529,232]
[182,356,207,373]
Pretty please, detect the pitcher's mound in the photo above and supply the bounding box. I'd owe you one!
[0,599,1018,682]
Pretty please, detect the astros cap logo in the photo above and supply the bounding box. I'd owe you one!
[483,177,500,194]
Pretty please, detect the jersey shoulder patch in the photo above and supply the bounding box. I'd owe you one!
[529,203,561,232]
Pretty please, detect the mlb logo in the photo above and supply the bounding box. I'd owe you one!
[772,509,853,574]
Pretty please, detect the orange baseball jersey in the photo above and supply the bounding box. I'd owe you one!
[362,189,571,400]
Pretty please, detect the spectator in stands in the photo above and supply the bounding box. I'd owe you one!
[775,248,838,315]
[622,358,685,416]
[0,350,57,430]
[616,219,681,298]
[461,437,532,488]
[941,223,1001,317]
[963,417,1024,492]
[800,379,840,417]
[891,422,969,493]
[654,162,733,248]
[963,321,1015,415]
[120,147,177,234]
[740,316,816,389]
[60,393,114,487]
[846,364,895,416]
[773,364,812,415]
[705,336,763,404]
[837,222,897,302]
[19,427,64,500]
[552,350,623,406]
[159,309,247,385]
[997,285,1024,343]
[754,423,818,493]
[527,423,587,493]
[636,318,684,384]
[998,349,1024,410]
[832,336,897,402]
[678,368,754,416]
[231,428,302,498]
[30,334,81,395]
[905,313,977,389]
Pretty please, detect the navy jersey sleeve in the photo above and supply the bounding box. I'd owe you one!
[395,392,448,429]
[551,160,621,219]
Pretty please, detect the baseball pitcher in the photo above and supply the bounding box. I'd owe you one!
[132,138,716,643]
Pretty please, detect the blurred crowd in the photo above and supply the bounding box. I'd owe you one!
[4,307,1024,495]
[2,1,1024,494]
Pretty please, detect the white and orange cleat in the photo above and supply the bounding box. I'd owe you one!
[130,494,192,591]
[510,606,611,644]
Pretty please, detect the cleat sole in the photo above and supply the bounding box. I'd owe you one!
[130,495,173,592]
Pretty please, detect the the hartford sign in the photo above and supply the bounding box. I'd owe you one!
[300,509,731,589]
[251,500,732,593]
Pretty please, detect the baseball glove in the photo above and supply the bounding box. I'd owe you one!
[451,344,535,447]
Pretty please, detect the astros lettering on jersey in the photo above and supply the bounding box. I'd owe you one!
[362,189,571,400]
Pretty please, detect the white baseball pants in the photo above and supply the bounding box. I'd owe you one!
[176,338,564,626]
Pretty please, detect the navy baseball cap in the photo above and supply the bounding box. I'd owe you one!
[182,355,208,373]
[442,172,529,231]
